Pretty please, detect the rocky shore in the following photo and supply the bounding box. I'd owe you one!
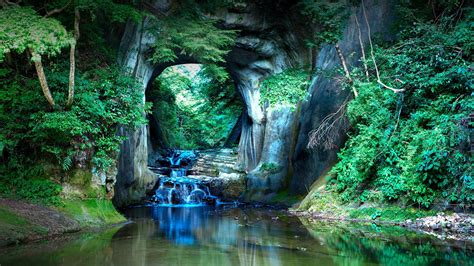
[402,213,473,241]
[0,198,125,247]
[293,210,473,242]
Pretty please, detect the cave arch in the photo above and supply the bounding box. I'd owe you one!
[113,0,313,206]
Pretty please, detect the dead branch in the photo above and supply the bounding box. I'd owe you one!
[44,0,73,18]
[354,15,369,81]
[307,99,350,150]
[335,43,358,98]
[361,0,405,94]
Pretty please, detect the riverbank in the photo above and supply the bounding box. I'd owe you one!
[0,198,126,247]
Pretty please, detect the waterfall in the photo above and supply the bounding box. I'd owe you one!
[170,169,186,177]
[151,176,217,206]
[149,149,236,206]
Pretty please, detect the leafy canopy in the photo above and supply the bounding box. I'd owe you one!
[0,7,73,61]
[148,64,242,149]
[260,69,310,108]
[328,7,473,207]
[299,0,351,45]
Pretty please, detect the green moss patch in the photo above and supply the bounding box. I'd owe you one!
[348,207,437,222]
[299,188,436,223]
[0,206,47,246]
[60,199,125,227]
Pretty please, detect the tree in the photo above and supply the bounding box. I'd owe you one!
[0,6,73,107]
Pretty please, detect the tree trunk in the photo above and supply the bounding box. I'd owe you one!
[67,8,80,108]
[31,50,55,107]
[335,43,358,98]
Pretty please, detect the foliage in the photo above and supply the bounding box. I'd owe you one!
[328,8,473,207]
[0,6,73,61]
[148,65,242,149]
[0,64,148,177]
[260,69,310,108]
[149,1,237,83]
[299,0,351,46]
[150,16,237,65]
[0,165,62,206]
[260,163,280,174]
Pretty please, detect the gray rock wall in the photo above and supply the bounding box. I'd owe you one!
[291,0,397,195]
[113,0,397,205]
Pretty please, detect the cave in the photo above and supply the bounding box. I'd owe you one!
[112,0,397,207]
[2,0,472,263]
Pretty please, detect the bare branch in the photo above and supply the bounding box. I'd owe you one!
[354,15,369,81]
[308,99,350,150]
[335,43,358,98]
[362,0,405,94]
[0,0,20,7]
[67,8,80,108]
[44,0,73,18]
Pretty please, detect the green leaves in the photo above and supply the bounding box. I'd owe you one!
[328,8,473,207]
[299,0,350,45]
[260,69,310,108]
[149,9,237,66]
[0,7,73,61]
[0,65,147,172]
[148,65,242,149]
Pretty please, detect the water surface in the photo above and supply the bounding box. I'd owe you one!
[0,205,472,265]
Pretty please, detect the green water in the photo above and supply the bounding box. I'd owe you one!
[0,206,472,265]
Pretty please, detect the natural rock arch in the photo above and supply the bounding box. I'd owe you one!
[112,0,397,206]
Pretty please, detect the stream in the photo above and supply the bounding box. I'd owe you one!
[1,151,472,265]
[0,205,472,266]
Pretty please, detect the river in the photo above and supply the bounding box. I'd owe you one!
[0,205,472,265]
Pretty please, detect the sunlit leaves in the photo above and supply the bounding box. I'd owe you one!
[328,8,473,207]
[260,69,310,108]
[150,12,237,66]
[0,7,73,61]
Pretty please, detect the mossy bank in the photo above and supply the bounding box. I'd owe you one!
[0,198,125,247]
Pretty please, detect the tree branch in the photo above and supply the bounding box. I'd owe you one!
[335,43,358,98]
[30,50,55,107]
[44,0,73,18]
[354,15,369,81]
[362,0,404,94]
[66,8,80,108]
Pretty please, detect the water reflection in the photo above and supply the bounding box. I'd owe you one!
[0,206,472,266]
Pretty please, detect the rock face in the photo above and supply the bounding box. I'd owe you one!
[189,149,245,200]
[290,0,397,195]
[114,0,398,205]
[114,0,308,206]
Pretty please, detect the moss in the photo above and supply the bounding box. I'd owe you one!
[348,207,437,222]
[0,206,47,246]
[299,187,437,222]
[0,206,30,227]
[67,169,93,187]
[260,163,280,174]
[270,190,302,206]
[59,199,125,227]
[84,185,106,199]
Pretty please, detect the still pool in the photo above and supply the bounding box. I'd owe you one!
[0,205,472,265]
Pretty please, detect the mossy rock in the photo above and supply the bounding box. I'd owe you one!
[0,206,47,246]
[66,169,93,187]
[60,199,126,227]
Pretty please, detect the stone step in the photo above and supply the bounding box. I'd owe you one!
[194,159,236,164]
[193,161,236,167]
[196,156,237,162]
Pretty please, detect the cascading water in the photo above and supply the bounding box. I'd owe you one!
[151,177,218,206]
[150,150,220,206]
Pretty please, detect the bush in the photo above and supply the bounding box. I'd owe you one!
[260,69,310,108]
[328,8,473,207]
